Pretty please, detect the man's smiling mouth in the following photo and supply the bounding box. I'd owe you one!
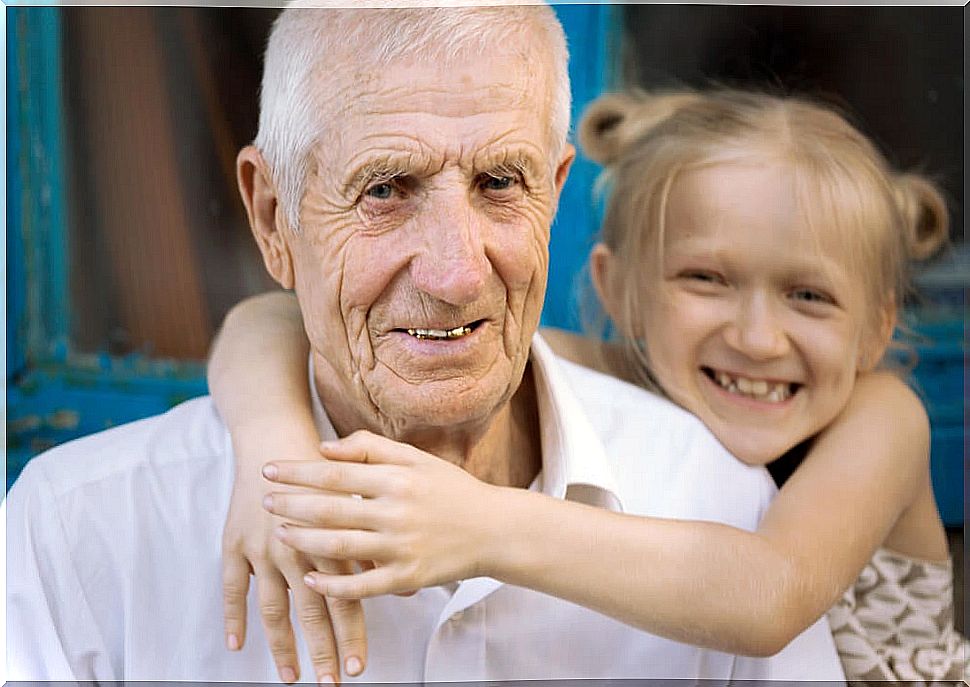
[701,366,799,403]
[397,319,485,341]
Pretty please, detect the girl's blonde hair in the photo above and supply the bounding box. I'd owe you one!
[578,88,949,389]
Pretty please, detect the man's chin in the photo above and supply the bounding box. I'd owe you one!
[368,377,513,441]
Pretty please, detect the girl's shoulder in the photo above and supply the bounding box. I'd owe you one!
[846,370,930,432]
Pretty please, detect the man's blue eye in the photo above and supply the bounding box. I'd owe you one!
[365,183,395,200]
[482,175,514,191]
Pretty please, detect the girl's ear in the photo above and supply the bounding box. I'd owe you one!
[590,242,626,333]
[860,297,897,371]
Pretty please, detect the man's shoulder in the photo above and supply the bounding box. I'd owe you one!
[11,396,230,499]
[551,355,775,526]
[554,356,723,449]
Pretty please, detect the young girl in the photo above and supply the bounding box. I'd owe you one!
[210,88,967,683]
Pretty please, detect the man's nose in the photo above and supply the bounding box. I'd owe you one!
[408,201,491,306]
[723,293,791,360]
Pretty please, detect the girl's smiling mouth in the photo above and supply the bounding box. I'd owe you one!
[701,366,800,403]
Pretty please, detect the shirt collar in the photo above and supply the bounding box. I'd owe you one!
[528,333,624,512]
[308,335,624,512]
[308,356,338,443]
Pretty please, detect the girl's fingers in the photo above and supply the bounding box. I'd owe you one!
[352,560,415,595]
[264,492,378,530]
[254,564,301,684]
[304,566,405,600]
[326,595,369,679]
[313,559,369,680]
[221,551,252,652]
[263,459,391,497]
[283,565,342,685]
[277,525,389,561]
[319,430,421,466]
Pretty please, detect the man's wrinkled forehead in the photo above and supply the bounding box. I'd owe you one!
[323,55,541,116]
[324,20,546,86]
[312,43,552,152]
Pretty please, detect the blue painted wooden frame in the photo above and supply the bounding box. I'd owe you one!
[6,7,208,488]
[545,2,621,333]
[5,4,620,490]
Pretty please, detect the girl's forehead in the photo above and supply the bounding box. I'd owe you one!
[666,157,881,249]
[660,160,872,284]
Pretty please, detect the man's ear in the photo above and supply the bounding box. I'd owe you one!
[551,142,576,205]
[590,242,627,333]
[237,145,295,289]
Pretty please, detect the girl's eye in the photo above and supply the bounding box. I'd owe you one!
[681,270,726,285]
[790,288,835,305]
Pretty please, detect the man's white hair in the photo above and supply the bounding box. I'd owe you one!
[254,1,571,231]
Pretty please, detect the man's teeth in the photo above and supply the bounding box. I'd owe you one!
[406,326,472,341]
[714,371,792,402]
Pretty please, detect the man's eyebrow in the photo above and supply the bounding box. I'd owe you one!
[340,154,421,196]
[474,147,543,178]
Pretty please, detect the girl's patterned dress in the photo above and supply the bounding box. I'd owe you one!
[828,547,969,681]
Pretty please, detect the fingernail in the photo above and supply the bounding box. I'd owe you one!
[318,674,336,685]
[319,440,337,452]
[263,494,274,511]
[281,666,297,684]
[226,633,240,651]
[346,657,363,676]
[303,573,316,588]
[262,464,278,480]
[275,525,288,540]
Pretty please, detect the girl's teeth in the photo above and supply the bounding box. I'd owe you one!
[712,371,792,403]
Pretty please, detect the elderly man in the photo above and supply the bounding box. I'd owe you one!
[6,4,844,682]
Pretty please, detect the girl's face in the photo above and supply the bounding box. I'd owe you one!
[596,161,890,464]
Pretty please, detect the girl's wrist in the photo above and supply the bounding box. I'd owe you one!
[228,413,321,476]
[472,485,539,582]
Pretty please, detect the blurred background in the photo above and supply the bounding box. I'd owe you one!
[6,3,965,622]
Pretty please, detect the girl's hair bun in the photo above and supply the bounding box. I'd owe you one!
[578,89,701,166]
[895,173,950,260]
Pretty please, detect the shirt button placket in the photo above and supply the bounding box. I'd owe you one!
[424,604,485,682]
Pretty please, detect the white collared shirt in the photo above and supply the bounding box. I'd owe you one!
[5,335,844,681]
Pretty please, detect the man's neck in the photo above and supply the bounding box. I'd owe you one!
[439,364,541,488]
[316,362,542,490]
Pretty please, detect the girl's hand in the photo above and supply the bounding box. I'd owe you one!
[262,430,502,599]
[221,425,368,684]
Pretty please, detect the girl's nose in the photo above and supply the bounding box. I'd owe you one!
[724,294,791,360]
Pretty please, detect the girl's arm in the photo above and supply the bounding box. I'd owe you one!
[209,291,367,684]
[265,370,939,657]
[213,300,940,656]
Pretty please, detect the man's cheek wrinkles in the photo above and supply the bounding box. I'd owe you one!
[524,202,553,239]
[358,208,412,236]
[301,180,355,219]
